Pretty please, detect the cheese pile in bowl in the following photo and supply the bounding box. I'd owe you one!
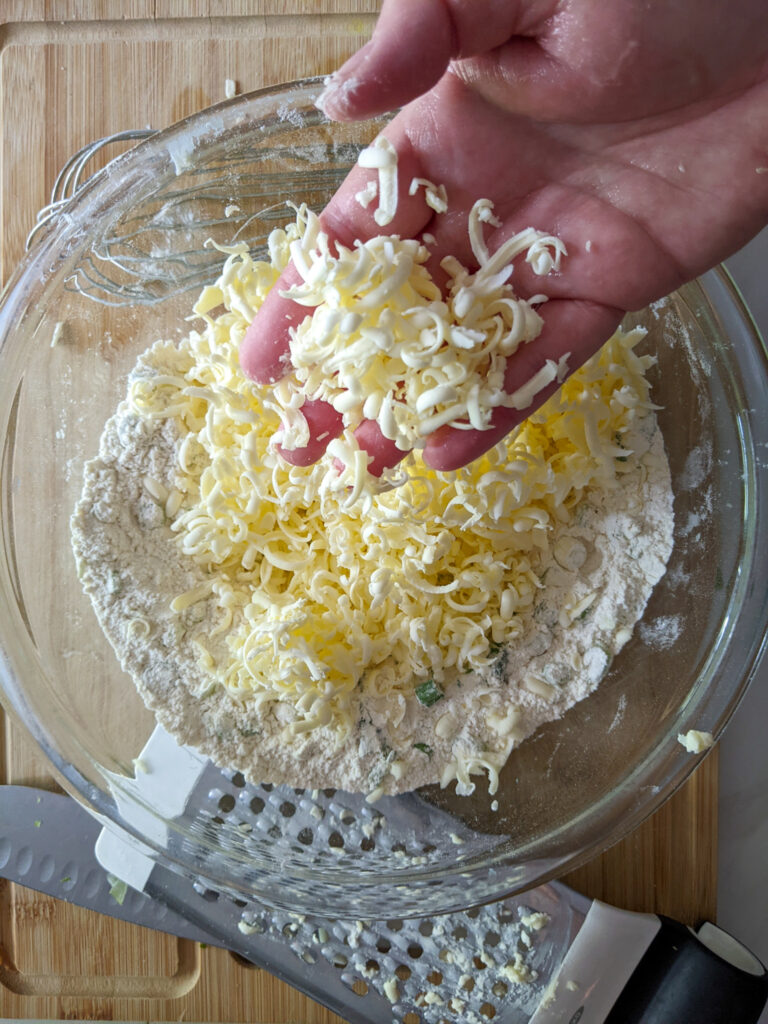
[71,194,673,799]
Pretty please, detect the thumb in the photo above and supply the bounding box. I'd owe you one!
[318,0,552,121]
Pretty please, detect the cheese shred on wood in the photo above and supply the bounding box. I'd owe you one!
[128,206,658,739]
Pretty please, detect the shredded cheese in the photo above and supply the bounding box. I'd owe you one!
[121,155,658,749]
[279,200,566,474]
[128,215,656,739]
[356,136,398,226]
[409,176,448,213]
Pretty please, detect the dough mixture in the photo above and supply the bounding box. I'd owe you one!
[71,198,674,798]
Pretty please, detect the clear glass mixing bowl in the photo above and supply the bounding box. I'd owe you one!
[1,79,767,917]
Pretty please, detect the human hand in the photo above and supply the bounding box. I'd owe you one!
[241,0,768,472]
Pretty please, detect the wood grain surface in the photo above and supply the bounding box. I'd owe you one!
[0,3,717,1022]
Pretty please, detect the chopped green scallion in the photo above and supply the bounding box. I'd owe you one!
[415,679,444,707]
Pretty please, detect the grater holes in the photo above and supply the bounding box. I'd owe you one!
[341,976,369,997]
[230,771,245,787]
[322,787,336,797]
[185,768,553,1023]
[237,916,265,935]
[218,794,236,813]
[262,783,274,792]
[472,955,488,971]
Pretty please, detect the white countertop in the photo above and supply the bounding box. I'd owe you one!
[718,229,768,1020]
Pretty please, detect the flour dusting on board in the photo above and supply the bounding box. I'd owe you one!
[638,615,682,651]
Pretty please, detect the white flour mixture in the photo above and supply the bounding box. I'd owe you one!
[71,351,674,799]
[71,217,674,799]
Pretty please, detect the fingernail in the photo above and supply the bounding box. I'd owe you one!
[315,73,335,115]
[315,42,372,118]
[316,72,360,119]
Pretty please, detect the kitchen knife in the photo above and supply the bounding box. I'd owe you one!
[0,783,221,946]
[2,781,767,1024]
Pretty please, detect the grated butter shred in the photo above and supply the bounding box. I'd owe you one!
[73,175,674,797]
[124,205,661,748]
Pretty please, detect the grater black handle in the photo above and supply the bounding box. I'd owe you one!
[605,915,768,1024]
[529,899,767,1024]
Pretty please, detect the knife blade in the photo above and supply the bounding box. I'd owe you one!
[0,784,221,946]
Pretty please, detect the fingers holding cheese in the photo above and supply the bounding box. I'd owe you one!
[239,262,307,386]
[239,101,594,484]
[423,299,623,471]
[240,128,436,473]
[239,124,583,483]
[241,133,430,381]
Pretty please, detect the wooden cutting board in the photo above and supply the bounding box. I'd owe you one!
[0,3,717,1021]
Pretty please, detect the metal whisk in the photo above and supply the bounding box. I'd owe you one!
[26,127,349,307]
[26,129,158,251]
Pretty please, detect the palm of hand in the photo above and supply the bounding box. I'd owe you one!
[343,72,768,467]
[241,4,768,470]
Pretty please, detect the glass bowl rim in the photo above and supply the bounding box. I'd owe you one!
[1,80,767,911]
